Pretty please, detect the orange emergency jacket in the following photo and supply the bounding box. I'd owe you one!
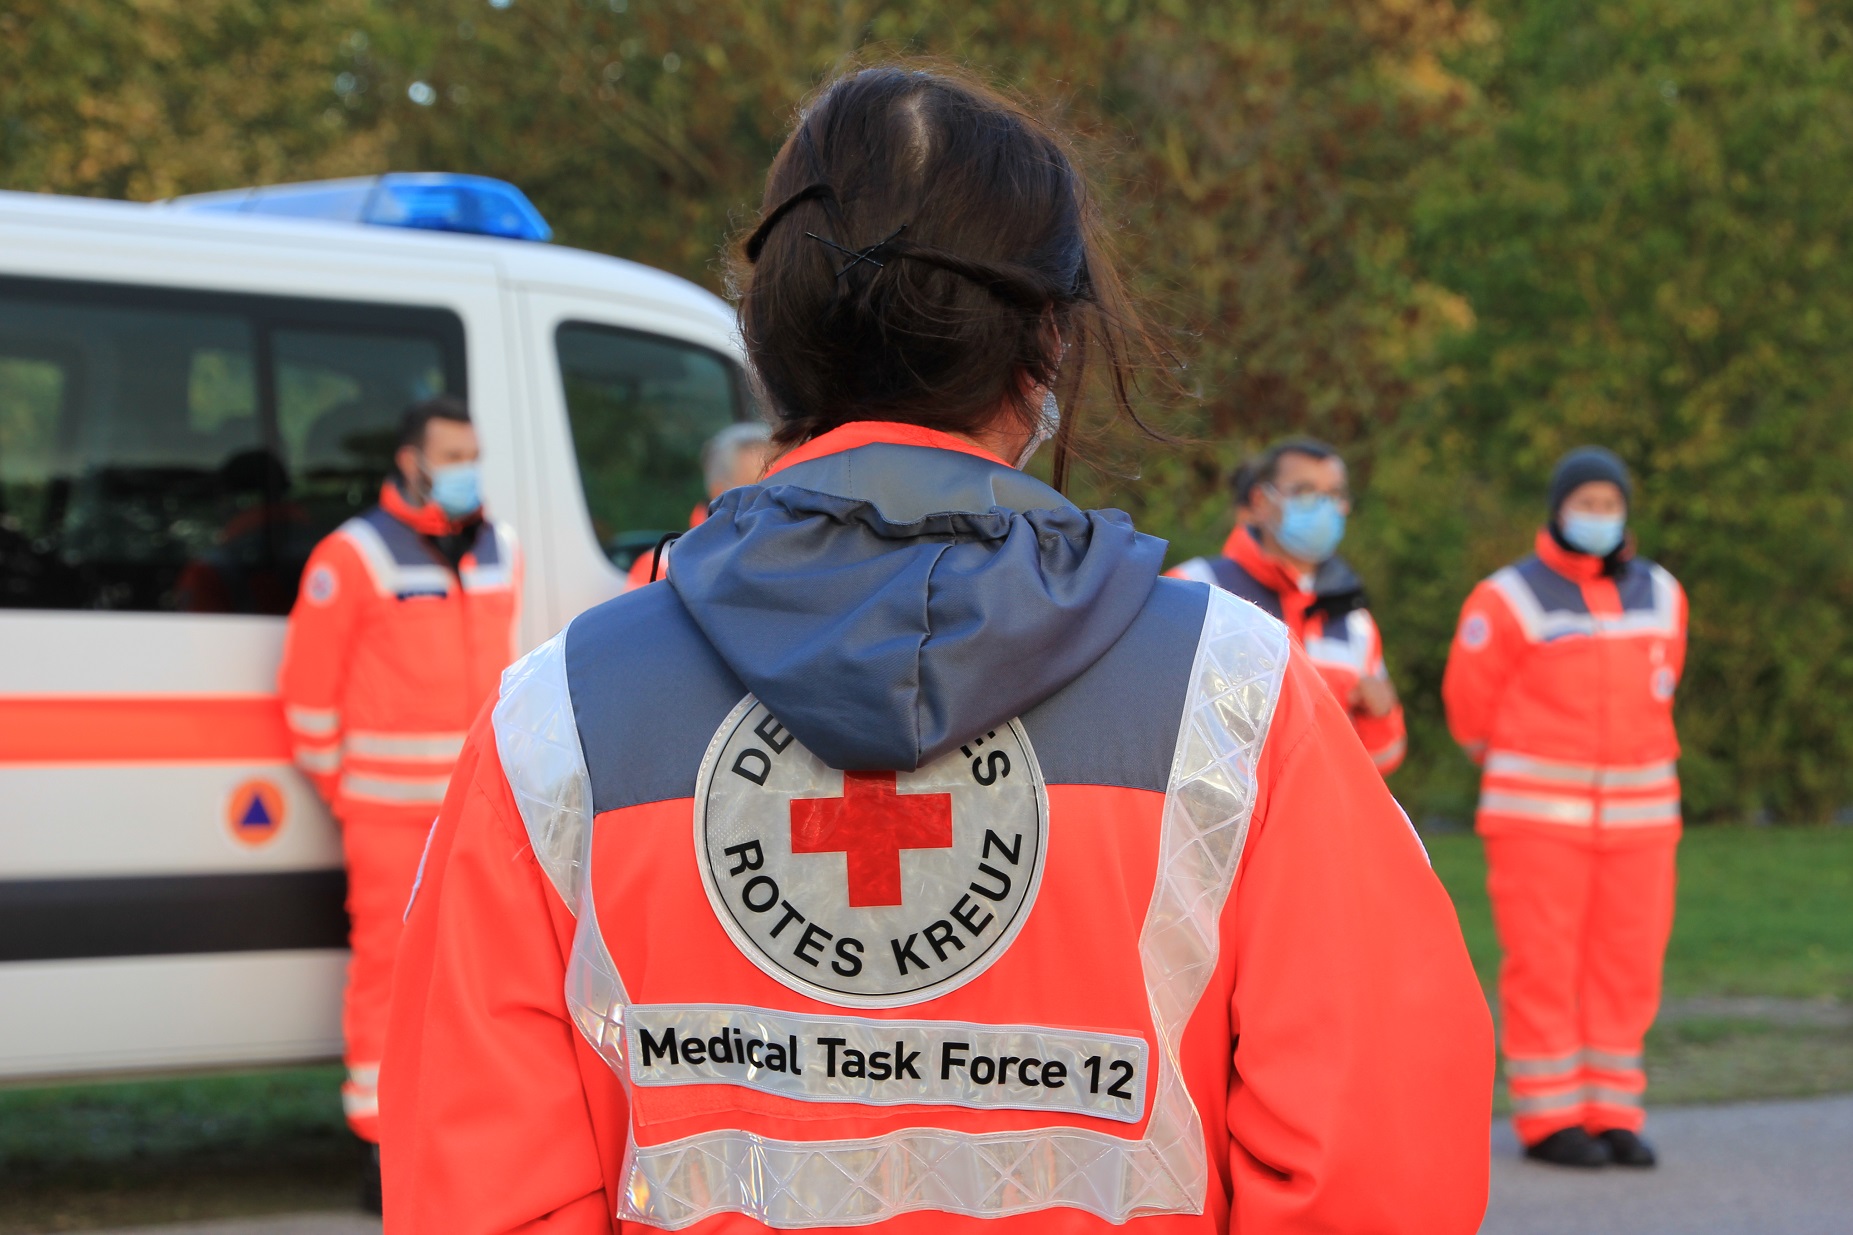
[1443,530,1686,846]
[382,423,1491,1234]
[1169,526,1406,773]
[277,483,520,817]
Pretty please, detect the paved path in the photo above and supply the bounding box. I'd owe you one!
[52,1096,1853,1235]
[1482,1094,1853,1235]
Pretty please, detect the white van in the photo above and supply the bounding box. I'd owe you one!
[0,176,750,1082]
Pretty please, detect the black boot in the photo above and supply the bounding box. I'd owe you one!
[1523,1127,1612,1167]
[1598,1128,1658,1167]
[358,1140,383,1214]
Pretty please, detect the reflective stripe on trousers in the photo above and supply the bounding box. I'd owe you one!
[341,771,451,805]
[286,705,341,737]
[342,1062,381,1119]
[493,587,1291,1228]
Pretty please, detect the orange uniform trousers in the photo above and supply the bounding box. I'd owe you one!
[338,803,437,1142]
[1486,831,1677,1144]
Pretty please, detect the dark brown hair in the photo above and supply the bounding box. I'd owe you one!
[397,393,471,451]
[735,64,1168,489]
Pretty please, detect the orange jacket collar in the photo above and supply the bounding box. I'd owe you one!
[381,480,481,538]
[1221,523,1311,597]
[764,421,1012,478]
[1533,526,1629,582]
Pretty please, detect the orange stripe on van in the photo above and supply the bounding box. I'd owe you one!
[0,696,292,764]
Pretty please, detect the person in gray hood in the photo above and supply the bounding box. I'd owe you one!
[382,64,1494,1234]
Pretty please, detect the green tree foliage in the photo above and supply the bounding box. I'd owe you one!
[1375,0,1853,822]
[0,0,1845,820]
[0,0,389,199]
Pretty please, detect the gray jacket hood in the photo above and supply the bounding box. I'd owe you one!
[668,442,1166,771]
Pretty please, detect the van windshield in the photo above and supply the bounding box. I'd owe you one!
[555,322,747,569]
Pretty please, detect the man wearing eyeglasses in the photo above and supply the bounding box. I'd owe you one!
[1170,438,1406,775]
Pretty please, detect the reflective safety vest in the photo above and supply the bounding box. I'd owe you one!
[383,432,1491,1235]
[277,482,520,816]
[1170,527,1406,774]
[1443,530,1687,845]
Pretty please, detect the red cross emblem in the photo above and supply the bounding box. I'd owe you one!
[790,770,954,908]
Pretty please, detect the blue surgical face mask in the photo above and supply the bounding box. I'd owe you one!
[1273,492,1347,563]
[1561,511,1625,557]
[427,461,482,517]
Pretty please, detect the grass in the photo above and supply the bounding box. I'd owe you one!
[2,828,1846,1229]
[1427,825,1853,1001]
[0,1065,356,1233]
[1428,825,1853,1112]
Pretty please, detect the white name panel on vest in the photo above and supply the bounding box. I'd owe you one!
[626,1004,1149,1123]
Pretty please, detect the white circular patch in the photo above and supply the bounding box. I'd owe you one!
[695,697,1048,1009]
[305,564,338,606]
[1652,666,1677,701]
[1461,612,1490,650]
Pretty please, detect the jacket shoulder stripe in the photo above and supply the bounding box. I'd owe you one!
[1169,557,1220,587]
[491,628,593,911]
[336,517,453,598]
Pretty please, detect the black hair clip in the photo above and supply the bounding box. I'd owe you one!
[743,183,838,262]
[806,224,907,280]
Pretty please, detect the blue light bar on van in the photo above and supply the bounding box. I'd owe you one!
[165,174,553,242]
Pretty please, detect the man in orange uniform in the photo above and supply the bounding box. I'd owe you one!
[1170,439,1406,774]
[1445,446,1685,1169]
[278,394,520,1203]
[625,421,774,589]
[382,65,1489,1233]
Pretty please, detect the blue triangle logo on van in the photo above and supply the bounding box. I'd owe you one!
[239,795,273,828]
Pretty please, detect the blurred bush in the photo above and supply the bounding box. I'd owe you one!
[2,0,1846,822]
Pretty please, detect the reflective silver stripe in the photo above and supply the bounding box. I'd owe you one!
[1169,557,1221,587]
[1598,760,1677,789]
[293,744,342,774]
[1601,798,1681,826]
[1587,1085,1644,1109]
[1478,791,1594,825]
[346,730,467,761]
[498,590,1292,1226]
[1485,751,1598,784]
[1511,1087,1585,1116]
[1584,1049,1644,1073]
[493,630,593,907]
[341,1062,380,1118]
[1505,1050,1582,1079]
[1485,753,1676,792]
[1305,634,1369,674]
[1308,609,1378,676]
[1489,567,1582,642]
[285,705,340,737]
[1489,563,1681,643]
[338,518,454,597]
[462,520,519,591]
[340,772,450,804]
[1371,736,1407,769]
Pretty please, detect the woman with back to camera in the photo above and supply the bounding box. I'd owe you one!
[381,65,1492,1233]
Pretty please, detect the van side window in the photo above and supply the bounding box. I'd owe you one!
[556,322,746,569]
[0,278,463,614]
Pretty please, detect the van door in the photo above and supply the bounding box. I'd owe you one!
[0,274,470,1079]
[511,290,749,631]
